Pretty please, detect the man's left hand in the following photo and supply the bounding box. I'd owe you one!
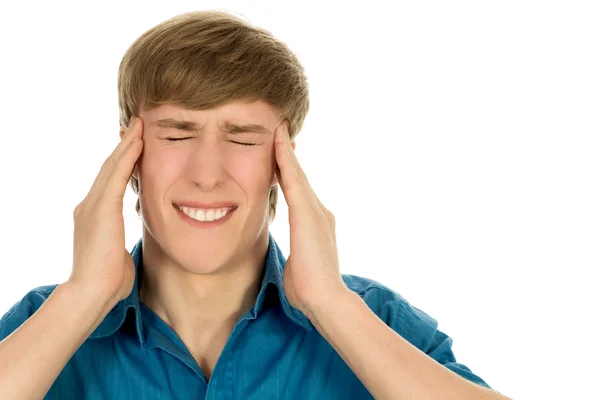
[273,120,348,316]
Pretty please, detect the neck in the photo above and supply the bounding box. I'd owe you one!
[138,229,269,342]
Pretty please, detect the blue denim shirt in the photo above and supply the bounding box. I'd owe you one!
[0,232,491,399]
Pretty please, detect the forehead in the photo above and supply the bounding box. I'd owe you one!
[140,100,281,125]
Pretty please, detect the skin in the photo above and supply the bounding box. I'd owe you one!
[0,96,508,398]
[119,99,296,378]
[271,120,510,399]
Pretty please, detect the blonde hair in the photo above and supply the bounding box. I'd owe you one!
[117,10,310,224]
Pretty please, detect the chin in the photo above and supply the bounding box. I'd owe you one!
[172,242,235,275]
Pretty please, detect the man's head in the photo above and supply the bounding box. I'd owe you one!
[118,10,309,223]
[117,10,309,274]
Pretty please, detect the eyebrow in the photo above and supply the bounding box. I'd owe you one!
[152,118,271,134]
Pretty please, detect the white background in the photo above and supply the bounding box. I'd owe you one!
[1,1,598,398]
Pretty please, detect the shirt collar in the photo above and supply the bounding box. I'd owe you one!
[88,231,314,344]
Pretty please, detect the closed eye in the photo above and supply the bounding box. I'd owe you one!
[166,138,257,146]
[230,141,257,146]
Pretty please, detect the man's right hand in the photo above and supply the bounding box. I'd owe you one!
[0,117,145,400]
[68,116,144,304]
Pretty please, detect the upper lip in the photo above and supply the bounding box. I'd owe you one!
[174,201,238,210]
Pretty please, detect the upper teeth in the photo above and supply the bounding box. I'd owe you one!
[179,206,233,222]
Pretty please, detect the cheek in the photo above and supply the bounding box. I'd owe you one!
[138,141,275,191]
[228,148,274,191]
[138,144,186,188]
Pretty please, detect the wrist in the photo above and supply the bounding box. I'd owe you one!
[59,281,119,314]
[305,285,356,322]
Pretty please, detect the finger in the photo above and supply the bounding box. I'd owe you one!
[115,117,144,160]
[274,121,307,209]
[105,117,144,199]
[94,117,142,188]
[88,117,144,203]
[275,120,305,179]
[107,134,143,200]
[276,121,327,210]
[275,122,334,221]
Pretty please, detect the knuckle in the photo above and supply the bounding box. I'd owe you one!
[326,210,335,224]
[73,202,84,218]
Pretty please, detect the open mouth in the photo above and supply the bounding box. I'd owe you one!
[174,204,237,228]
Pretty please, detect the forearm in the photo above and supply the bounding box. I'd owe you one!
[0,282,116,400]
[307,289,511,400]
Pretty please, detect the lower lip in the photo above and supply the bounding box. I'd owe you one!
[174,205,237,228]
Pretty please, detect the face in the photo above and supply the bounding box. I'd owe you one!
[121,99,293,275]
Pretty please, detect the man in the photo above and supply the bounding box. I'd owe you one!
[0,10,510,400]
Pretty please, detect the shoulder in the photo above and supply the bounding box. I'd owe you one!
[341,274,439,350]
[340,274,492,390]
[0,284,60,341]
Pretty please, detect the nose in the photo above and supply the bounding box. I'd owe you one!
[186,135,226,191]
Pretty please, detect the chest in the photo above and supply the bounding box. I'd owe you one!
[189,335,229,382]
[47,312,373,399]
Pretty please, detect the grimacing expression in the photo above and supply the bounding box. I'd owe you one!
[122,100,289,274]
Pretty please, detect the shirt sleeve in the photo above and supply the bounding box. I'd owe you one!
[0,286,55,342]
[360,282,493,390]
